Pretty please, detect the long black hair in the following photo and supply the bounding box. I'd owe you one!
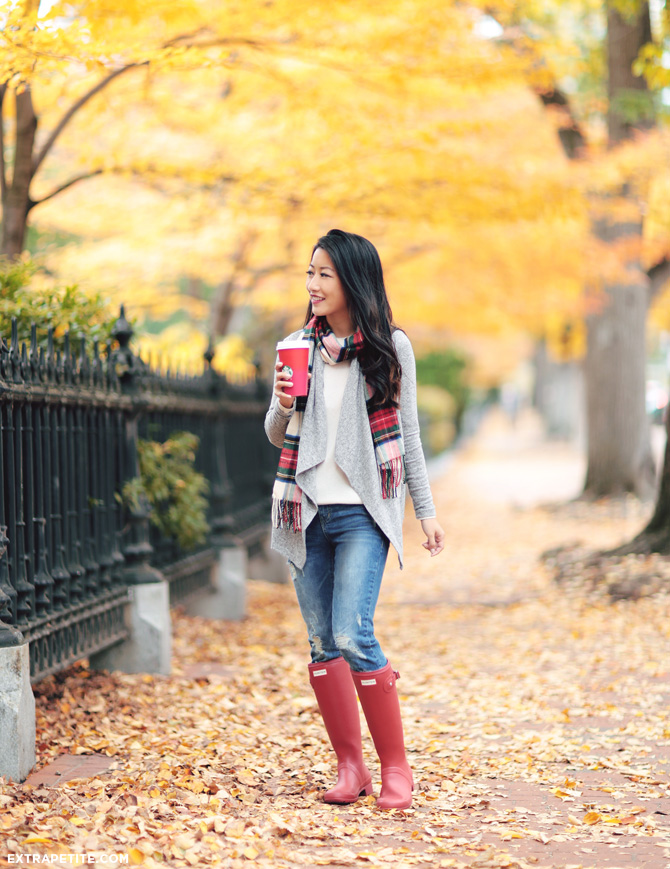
[304,229,402,410]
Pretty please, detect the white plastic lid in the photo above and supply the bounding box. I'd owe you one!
[276,340,310,351]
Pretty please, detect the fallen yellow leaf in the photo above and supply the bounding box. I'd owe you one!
[225,819,246,838]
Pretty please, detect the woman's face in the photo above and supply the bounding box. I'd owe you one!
[306,247,350,328]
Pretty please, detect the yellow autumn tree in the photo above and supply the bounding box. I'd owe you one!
[2,0,531,254]
[1,0,589,379]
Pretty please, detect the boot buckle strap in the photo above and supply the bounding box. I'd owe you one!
[384,672,398,692]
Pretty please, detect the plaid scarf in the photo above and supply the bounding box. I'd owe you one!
[272,316,405,533]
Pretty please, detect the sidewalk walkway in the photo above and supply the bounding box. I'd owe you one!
[2,408,670,869]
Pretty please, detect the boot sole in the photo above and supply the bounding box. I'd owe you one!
[377,798,412,809]
[323,784,373,804]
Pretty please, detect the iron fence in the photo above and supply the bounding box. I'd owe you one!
[0,306,276,683]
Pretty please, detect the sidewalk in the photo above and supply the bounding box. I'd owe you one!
[2,408,670,868]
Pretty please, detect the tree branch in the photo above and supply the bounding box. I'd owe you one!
[30,31,284,182]
[32,63,145,176]
[649,257,670,300]
[0,83,6,201]
[29,169,103,209]
[29,161,237,211]
[534,85,587,160]
[163,27,211,47]
[163,29,276,50]
[245,262,290,281]
[179,36,282,50]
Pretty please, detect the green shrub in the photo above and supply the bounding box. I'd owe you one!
[0,257,117,348]
[122,432,210,551]
[416,384,457,454]
[415,347,470,432]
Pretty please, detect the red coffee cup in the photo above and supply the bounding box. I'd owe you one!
[276,340,310,397]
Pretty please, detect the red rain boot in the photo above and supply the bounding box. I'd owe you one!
[351,662,413,810]
[308,656,373,804]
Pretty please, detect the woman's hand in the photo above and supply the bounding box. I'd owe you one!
[274,361,311,409]
[420,517,445,557]
[274,361,295,409]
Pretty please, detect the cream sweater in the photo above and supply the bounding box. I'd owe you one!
[313,361,363,505]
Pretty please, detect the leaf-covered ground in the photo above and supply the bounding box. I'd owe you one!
[2,408,670,869]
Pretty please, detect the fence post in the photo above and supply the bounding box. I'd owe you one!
[89,306,171,675]
[0,333,36,782]
[0,528,34,783]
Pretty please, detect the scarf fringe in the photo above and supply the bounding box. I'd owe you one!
[380,456,406,499]
[272,497,303,532]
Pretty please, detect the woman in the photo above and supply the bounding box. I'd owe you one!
[265,229,445,810]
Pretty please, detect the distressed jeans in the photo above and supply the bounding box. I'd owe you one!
[289,504,390,672]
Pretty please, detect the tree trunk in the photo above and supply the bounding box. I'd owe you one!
[609,406,670,554]
[534,10,657,498]
[1,87,37,258]
[589,2,670,559]
[607,3,653,144]
[583,280,655,498]
[210,231,259,337]
[579,1,655,498]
